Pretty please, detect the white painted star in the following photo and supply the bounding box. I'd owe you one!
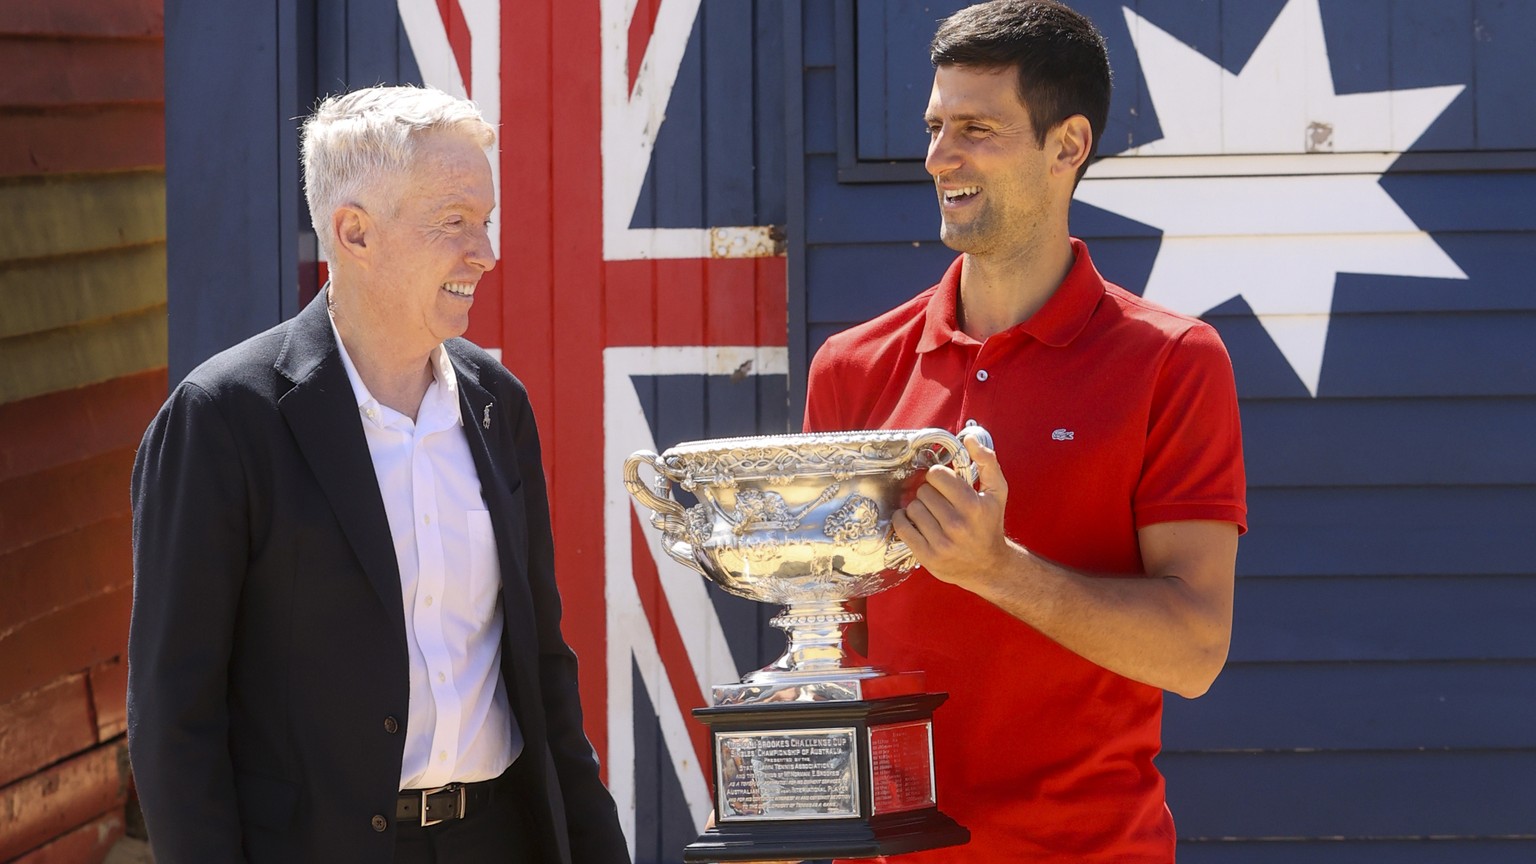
[1074,0,1467,395]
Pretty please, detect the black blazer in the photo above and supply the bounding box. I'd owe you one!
[128,294,629,863]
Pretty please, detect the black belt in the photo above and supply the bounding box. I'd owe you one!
[396,778,498,827]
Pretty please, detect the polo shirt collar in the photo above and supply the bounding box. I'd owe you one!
[917,237,1105,352]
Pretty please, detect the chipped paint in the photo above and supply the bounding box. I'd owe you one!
[1306,120,1334,153]
[709,225,784,258]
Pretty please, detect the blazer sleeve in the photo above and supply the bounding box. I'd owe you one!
[508,389,632,863]
[128,381,251,863]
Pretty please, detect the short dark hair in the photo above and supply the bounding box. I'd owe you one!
[931,0,1112,178]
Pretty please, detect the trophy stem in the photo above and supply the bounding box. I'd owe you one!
[766,599,863,675]
[717,598,909,705]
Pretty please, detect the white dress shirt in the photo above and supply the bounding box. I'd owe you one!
[330,315,522,789]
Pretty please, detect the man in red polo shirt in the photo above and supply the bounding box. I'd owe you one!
[803,2,1247,861]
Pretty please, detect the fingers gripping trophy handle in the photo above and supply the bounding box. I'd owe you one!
[622,451,707,575]
[884,425,992,571]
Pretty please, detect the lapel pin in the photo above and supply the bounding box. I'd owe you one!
[483,404,492,430]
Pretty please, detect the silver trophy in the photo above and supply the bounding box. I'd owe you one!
[624,427,986,860]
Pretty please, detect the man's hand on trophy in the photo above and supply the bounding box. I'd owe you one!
[893,434,1015,591]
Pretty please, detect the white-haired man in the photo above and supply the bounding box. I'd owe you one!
[129,86,629,864]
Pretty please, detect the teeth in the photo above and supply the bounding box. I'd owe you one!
[944,186,981,202]
[443,282,475,297]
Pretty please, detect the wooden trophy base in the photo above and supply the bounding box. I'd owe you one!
[683,693,969,862]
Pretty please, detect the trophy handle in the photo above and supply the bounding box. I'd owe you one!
[911,425,993,486]
[622,450,707,575]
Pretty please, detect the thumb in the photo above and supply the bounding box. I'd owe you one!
[964,436,1008,498]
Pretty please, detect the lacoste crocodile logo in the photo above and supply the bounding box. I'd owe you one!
[1051,428,1074,441]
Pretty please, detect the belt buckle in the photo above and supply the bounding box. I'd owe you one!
[419,783,466,827]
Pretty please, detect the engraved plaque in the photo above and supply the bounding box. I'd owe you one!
[869,720,936,815]
[716,727,859,821]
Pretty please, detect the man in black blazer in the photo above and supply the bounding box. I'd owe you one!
[129,86,630,863]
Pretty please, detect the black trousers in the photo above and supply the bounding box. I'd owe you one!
[391,774,537,864]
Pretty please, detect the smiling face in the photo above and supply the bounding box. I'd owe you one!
[361,129,496,356]
[924,64,1056,259]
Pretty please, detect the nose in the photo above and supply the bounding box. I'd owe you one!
[467,223,495,272]
[925,125,961,178]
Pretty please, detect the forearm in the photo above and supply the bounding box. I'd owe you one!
[959,538,1232,698]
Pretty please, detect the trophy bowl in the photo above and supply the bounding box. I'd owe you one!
[624,426,990,703]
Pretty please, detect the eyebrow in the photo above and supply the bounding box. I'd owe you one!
[427,197,494,216]
[923,112,1001,125]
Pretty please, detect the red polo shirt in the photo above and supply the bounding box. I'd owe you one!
[805,239,1246,863]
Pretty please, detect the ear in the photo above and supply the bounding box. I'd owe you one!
[331,205,372,265]
[1051,115,1093,179]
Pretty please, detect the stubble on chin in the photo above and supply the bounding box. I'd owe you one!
[938,213,987,255]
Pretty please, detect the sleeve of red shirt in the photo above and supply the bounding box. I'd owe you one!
[1134,321,1249,534]
[803,339,847,433]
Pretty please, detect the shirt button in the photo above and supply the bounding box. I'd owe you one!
[371,814,388,832]
[423,514,432,525]
[964,419,978,428]
[384,716,399,734]
[437,671,447,684]
[424,595,434,607]
[975,369,989,382]
[439,751,448,762]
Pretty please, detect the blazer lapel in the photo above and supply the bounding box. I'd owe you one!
[275,295,405,633]
[450,349,541,659]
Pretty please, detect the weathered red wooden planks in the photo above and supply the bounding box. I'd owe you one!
[0,676,97,788]
[0,587,131,705]
[88,658,127,742]
[0,107,165,177]
[0,38,162,105]
[0,0,161,39]
[0,0,166,857]
[0,743,129,861]
[0,448,136,557]
[0,1,165,177]
[10,810,126,864]
[0,516,132,639]
[0,369,165,483]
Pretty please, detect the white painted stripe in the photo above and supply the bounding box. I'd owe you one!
[398,1,467,99]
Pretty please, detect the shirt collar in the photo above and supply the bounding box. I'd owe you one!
[917,237,1106,352]
[327,298,463,429]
